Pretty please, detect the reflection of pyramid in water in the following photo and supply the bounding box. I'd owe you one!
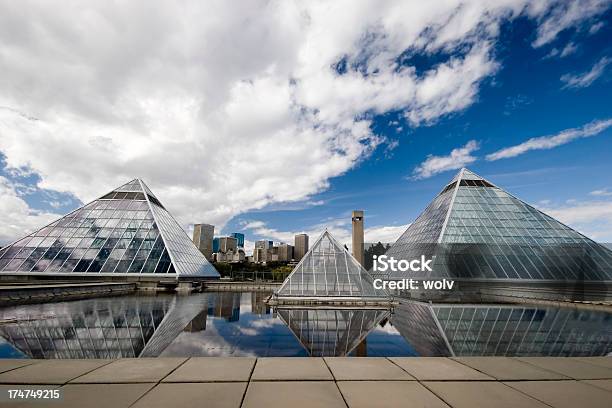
[277,231,386,297]
[382,168,612,280]
[276,308,390,356]
[0,179,218,278]
[0,295,209,358]
[392,300,612,357]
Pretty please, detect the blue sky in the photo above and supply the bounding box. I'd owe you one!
[227,11,612,248]
[0,1,611,253]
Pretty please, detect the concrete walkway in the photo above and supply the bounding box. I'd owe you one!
[0,357,610,407]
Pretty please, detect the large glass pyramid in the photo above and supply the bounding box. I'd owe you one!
[382,168,612,281]
[276,230,387,297]
[0,179,219,278]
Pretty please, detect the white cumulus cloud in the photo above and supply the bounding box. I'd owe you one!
[530,0,610,47]
[0,0,608,244]
[412,140,480,179]
[560,56,611,89]
[590,188,612,197]
[241,218,408,255]
[539,200,612,241]
[0,176,60,244]
[486,118,612,161]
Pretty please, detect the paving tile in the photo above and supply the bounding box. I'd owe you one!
[506,380,612,408]
[453,356,569,380]
[424,381,549,408]
[516,357,612,379]
[252,357,332,381]
[132,382,246,408]
[390,357,493,381]
[70,358,187,383]
[242,381,346,408]
[581,379,612,392]
[324,357,414,381]
[163,357,255,382]
[338,381,449,408]
[59,383,154,408]
[576,357,612,369]
[0,359,110,384]
[0,359,36,374]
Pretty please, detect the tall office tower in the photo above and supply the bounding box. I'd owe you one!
[352,210,364,266]
[279,243,294,262]
[230,233,245,248]
[253,248,265,263]
[255,240,273,250]
[294,233,309,261]
[193,223,215,261]
[219,237,237,253]
[212,237,220,253]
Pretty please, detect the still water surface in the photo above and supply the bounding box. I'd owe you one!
[0,291,610,358]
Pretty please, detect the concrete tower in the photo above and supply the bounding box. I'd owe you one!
[294,234,309,261]
[352,210,364,266]
[193,223,215,261]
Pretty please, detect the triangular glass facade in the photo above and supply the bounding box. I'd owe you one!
[276,308,390,356]
[393,300,611,357]
[0,295,209,358]
[383,168,612,281]
[0,179,218,278]
[277,231,386,297]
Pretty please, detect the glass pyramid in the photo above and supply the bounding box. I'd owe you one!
[0,179,219,278]
[276,308,390,356]
[382,168,612,281]
[276,230,387,297]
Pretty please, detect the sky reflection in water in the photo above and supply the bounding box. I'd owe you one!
[0,291,609,359]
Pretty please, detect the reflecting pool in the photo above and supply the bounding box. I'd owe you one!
[0,291,610,358]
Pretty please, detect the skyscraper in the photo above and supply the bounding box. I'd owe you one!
[193,223,214,261]
[0,179,219,278]
[219,236,237,253]
[230,232,245,248]
[294,233,309,261]
[279,243,294,262]
[255,240,273,249]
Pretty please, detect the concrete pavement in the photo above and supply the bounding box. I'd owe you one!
[0,356,610,407]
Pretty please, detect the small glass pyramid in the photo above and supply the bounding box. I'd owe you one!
[0,179,219,278]
[276,308,390,356]
[276,230,387,297]
[382,168,612,280]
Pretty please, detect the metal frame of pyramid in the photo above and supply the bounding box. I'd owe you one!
[275,230,389,299]
[0,179,219,279]
[382,168,612,281]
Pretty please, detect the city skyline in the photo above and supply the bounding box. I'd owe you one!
[1,1,611,253]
